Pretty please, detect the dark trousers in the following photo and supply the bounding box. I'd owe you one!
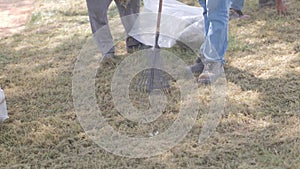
[86,0,141,55]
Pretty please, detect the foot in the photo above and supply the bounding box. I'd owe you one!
[198,61,224,85]
[126,36,151,54]
[127,43,151,54]
[188,57,204,75]
[229,8,250,20]
[101,52,115,63]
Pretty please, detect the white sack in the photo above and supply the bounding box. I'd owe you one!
[0,88,8,124]
[129,0,204,49]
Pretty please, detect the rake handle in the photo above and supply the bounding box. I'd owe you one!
[155,0,163,48]
[147,0,165,93]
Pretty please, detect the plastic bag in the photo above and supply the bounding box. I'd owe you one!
[0,88,8,124]
[129,0,204,49]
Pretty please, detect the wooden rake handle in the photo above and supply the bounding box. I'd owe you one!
[155,0,163,48]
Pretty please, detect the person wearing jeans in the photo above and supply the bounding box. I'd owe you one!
[190,0,230,84]
[231,0,245,11]
[86,0,145,59]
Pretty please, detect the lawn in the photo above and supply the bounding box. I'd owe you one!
[0,0,299,168]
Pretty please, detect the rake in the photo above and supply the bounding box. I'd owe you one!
[136,0,170,93]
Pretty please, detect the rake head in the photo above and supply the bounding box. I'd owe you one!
[134,48,170,94]
[133,0,170,94]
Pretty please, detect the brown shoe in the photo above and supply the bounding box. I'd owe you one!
[198,61,224,84]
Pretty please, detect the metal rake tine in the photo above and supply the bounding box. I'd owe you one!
[136,71,144,92]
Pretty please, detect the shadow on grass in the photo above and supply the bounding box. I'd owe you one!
[226,64,299,117]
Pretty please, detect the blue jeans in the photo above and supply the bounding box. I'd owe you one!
[198,0,230,64]
[231,0,245,11]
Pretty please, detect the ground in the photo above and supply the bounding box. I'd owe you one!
[0,0,299,168]
[0,0,35,37]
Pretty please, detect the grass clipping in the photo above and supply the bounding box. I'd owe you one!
[0,0,300,168]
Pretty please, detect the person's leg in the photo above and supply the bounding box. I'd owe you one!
[198,0,230,84]
[230,0,250,20]
[115,0,143,51]
[115,0,140,34]
[201,0,229,63]
[231,0,244,11]
[190,0,229,77]
[86,0,115,56]
[187,0,208,75]
[198,0,209,36]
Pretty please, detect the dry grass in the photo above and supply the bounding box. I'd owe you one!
[0,0,299,168]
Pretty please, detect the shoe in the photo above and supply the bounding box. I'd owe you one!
[127,43,151,54]
[259,0,276,8]
[126,36,151,54]
[229,8,250,20]
[101,52,115,63]
[198,61,224,85]
[188,57,204,75]
[104,52,115,58]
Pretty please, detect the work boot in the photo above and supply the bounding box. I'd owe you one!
[126,36,150,54]
[101,46,115,63]
[198,61,224,84]
[188,57,204,75]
